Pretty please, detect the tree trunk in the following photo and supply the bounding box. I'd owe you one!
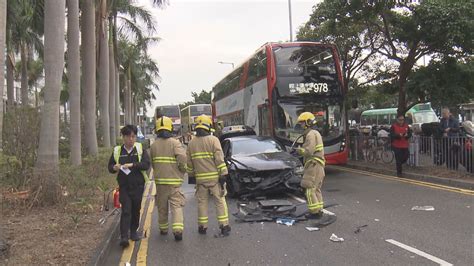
[115,69,120,134]
[123,76,130,124]
[108,29,116,146]
[98,0,110,147]
[6,52,14,109]
[67,0,81,165]
[20,44,28,106]
[35,0,66,205]
[0,0,6,152]
[81,0,98,155]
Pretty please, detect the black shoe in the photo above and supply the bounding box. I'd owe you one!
[130,231,142,241]
[198,225,207,235]
[305,212,323,220]
[174,232,183,241]
[160,230,168,235]
[119,238,129,248]
[220,225,231,236]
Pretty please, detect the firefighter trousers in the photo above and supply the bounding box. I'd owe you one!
[301,162,325,214]
[155,185,185,233]
[195,182,229,228]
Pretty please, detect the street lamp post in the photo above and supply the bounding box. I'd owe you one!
[218,61,234,69]
[288,0,293,42]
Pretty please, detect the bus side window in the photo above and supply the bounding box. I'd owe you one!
[246,50,267,87]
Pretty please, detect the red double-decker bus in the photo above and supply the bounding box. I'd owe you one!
[211,42,348,164]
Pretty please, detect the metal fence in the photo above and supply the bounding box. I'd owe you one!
[349,135,474,174]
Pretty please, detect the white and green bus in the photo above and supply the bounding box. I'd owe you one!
[360,103,439,134]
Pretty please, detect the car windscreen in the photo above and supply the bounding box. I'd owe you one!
[232,138,283,155]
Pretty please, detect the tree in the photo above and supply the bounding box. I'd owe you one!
[299,0,473,115]
[67,0,81,165]
[407,58,474,110]
[179,90,212,109]
[81,0,98,156]
[0,0,6,152]
[8,0,44,106]
[98,0,110,147]
[34,0,65,204]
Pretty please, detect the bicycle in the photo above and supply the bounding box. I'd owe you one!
[365,137,394,164]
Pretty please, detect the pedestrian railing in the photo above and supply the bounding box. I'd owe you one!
[348,135,473,174]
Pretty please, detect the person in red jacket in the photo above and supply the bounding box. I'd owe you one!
[390,114,412,176]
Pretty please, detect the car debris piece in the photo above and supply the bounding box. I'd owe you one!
[276,218,295,226]
[329,233,344,242]
[305,227,320,231]
[258,199,293,208]
[354,224,368,234]
[411,206,435,211]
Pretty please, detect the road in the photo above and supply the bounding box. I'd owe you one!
[104,166,474,266]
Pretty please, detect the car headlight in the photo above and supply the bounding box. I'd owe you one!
[294,166,304,175]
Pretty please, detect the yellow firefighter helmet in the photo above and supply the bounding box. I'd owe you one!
[194,114,213,131]
[156,116,173,132]
[297,112,316,128]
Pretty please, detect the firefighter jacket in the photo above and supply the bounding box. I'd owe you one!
[186,135,228,185]
[108,142,150,191]
[150,137,187,186]
[301,128,325,167]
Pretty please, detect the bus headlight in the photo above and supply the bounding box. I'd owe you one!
[295,166,304,175]
[340,139,346,151]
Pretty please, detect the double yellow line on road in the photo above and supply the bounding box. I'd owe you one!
[331,166,474,196]
[119,173,156,265]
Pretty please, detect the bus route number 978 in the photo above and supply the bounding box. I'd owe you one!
[289,83,329,94]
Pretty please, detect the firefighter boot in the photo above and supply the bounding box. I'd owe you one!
[305,211,323,220]
[198,225,207,235]
[220,224,231,236]
[174,232,183,241]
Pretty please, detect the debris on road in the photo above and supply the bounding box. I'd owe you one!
[329,233,344,242]
[98,208,120,225]
[354,224,368,234]
[276,218,295,226]
[374,219,380,222]
[305,227,320,231]
[411,206,435,211]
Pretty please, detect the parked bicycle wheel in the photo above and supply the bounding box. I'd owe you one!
[382,150,394,163]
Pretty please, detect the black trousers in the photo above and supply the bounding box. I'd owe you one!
[393,147,409,174]
[443,138,460,170]
[119,186,144,239]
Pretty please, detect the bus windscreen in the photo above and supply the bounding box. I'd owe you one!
[190,105,212,116]
[157,106,180,118]
[273,46,341,97]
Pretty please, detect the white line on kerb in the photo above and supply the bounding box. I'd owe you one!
[386,239,453,266]
[286,193,336,216]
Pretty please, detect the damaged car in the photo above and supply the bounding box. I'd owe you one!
[220,126,303,198]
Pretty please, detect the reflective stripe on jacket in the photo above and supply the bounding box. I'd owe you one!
[150,137,186,185]
[186,135,228,184]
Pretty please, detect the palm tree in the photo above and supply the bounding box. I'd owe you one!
[67,0,81,165]
[81,0,98,156]
[108,19,116,146]
[34,0,65,204]
[98,0,110,147]
[0,0,6,152]
[8,0,44,106]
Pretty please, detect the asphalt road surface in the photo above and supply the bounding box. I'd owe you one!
[105,166,474,266]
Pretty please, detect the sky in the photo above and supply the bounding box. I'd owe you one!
[139,0,319,116]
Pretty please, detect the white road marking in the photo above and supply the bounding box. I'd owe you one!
[286,193,335,216]
[386,239,453,266]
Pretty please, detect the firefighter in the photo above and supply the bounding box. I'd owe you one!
[108,125,150,248]
[150,116,187,241]
[186,114,231,236]
[295,112,326,219]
